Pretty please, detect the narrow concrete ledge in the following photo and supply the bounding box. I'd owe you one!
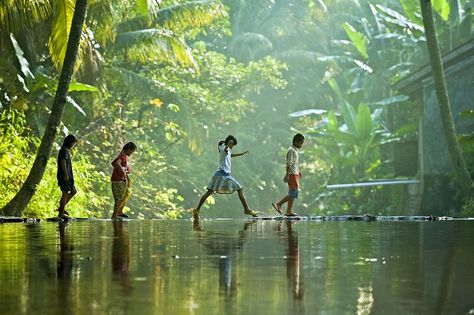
[253,215,472,221]
[1,215,473,224]
[0,217,41,223]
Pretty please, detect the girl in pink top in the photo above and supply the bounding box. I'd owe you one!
[111,142,137,219]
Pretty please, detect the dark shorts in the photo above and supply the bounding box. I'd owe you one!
[288,174,300,198]
[60,182,77,193]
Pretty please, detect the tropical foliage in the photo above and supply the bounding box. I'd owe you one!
[1,0,473,218]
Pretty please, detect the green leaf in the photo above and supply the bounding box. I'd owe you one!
[375,4,424,31]
[399,0,421,23]
[370,95,409,106]
[136,0,160,16]
[289,109,327,117]
[156,1,227,32]
[9,33,34,79]
[328,112,338,132]
[0,0,52,32]
[341,102,357,133]
[355,104,372,142]
[68,82,98,92]
[342,22,368,59]
[432,0,450,21]
[459,110,474,118]
[394,123,418,137]
[66,96,86,116]
[327,78,344,100]
[116,29,198,69]
[353,59,373,73]
[448,0,463,25]
[48,0,76,70]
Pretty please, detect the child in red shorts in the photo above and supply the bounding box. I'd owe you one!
[272,133,305,216]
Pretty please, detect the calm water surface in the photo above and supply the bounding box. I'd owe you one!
[0,219,473,315]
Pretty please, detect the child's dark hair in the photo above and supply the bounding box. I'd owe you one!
[122,142,137,151]
[224,135,237,146]
[62,134,77,149]
[292,133,305,145]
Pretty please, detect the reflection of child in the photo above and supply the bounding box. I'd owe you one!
[272,133,305,216]
[193,135,257,219]
[111,142,137,219]
[57,135,78,219]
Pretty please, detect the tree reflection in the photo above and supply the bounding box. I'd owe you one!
[111,221,132,296]
[193,219,256,299]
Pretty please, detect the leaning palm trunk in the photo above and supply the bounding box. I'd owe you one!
[1,0,89,217]
[419,0,474,198]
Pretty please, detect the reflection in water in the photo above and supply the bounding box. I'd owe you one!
[193,219,256,299]
[57,221,73,309]
[286,221,303,301]
[277,220,304,302]
[1,220,474,314]
[112,221,132,295]
[433,228,457,314]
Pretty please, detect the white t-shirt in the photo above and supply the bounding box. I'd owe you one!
[217,143,232,173]
[286,145,300,175]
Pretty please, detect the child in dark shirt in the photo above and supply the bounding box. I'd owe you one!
[57,135,77,219]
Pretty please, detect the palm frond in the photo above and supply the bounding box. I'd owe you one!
[87,0,123,45]
[48,0,89,71]
[155,0,227,31]
[230,32,273,61]
[9,33,34,79]
[135,0,161,17]
[0,0,52,32]
[48,0,75,70]
[116,16,150,33]
[256,1,303,39]
[274,50,325,64]
[116,29,198,68]
[106,65,168,97]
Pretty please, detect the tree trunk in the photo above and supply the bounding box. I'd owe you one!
[1,0,88,217]
[419,0,474,198]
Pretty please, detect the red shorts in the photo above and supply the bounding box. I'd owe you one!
[288,174,300,198]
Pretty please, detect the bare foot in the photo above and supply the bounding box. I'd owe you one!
[244,209,258,217]
[272,202,282,215]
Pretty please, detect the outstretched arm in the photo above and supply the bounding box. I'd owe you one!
[231,151,249,158]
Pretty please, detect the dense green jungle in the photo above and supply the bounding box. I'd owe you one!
[1,0,473,219]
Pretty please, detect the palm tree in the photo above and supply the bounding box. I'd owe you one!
[419,0,473,197]
[1,0,89,217]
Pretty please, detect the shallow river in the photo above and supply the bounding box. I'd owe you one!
[0,219,473,314]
